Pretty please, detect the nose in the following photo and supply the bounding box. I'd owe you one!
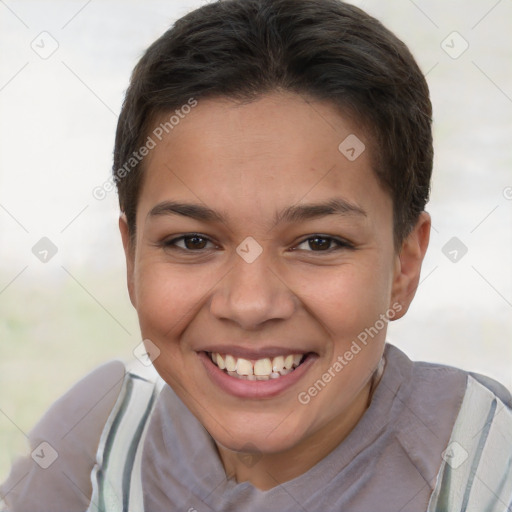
[209,251,297,330]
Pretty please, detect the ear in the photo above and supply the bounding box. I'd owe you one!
[390,212,431,320]
[119,213,136,308]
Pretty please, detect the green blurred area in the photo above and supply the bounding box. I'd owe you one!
[0,270,138,482]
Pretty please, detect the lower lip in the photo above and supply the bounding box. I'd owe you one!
[198,351,317,399]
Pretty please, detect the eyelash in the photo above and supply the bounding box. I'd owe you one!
[160,233,355,253]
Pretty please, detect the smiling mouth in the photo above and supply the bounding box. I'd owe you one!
[205,351,310,380]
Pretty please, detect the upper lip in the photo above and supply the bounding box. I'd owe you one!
[198,345,314,360]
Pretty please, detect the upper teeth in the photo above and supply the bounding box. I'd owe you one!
[210,352,303,378]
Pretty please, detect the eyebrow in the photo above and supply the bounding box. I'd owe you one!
[149,201,224,223]
[148,198,367,227]
[275,198,367,225]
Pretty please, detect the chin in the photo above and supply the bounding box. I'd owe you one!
[207,411,310,455]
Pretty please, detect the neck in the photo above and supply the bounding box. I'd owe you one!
[216,361,384,490]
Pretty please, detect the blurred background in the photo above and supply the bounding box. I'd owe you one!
[1,0,511,481]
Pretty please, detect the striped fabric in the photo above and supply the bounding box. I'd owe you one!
[86,365,162,512]
[427,375,512,512]
[86,369,512,512]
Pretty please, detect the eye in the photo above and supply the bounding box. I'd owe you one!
[163,234,216,251]
[294,235,353,252]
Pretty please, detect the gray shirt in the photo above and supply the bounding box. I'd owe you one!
[2,343,511,511]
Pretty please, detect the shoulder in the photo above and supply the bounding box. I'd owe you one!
[388,344,511,412]
[427,373,512,511]
[381,345,474,485]
[393,345,512,433]
[384,345,512,510]
[384,343,469,414]
[468,370,512,409]
[408,351,512,416]
[0,360,126,512]
[31,360,126,440]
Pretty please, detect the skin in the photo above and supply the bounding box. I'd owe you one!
[119,91,430,490]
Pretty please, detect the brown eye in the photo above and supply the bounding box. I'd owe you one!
[183,235,208,250]
[308,236,332,251]
[294,235,353,252]
[162,234,215,251]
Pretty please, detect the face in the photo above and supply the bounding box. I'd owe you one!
[120,92,427,455]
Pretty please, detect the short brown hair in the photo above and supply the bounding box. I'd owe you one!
[114,0,433,246]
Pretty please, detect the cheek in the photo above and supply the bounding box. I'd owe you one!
[133,260,203,338]
[292,259,393,339]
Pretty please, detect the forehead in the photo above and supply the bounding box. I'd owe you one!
[137,92,391,228]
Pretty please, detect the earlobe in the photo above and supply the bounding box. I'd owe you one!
[390,212,431,319]
[119,214,136,308]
